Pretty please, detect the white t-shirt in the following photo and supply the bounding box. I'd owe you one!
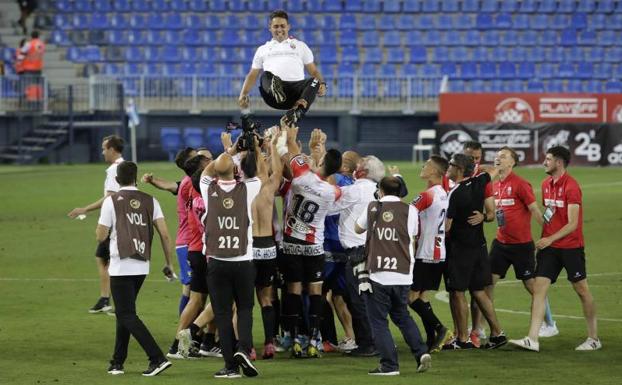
[98,186,164,276]
[329,178,377,249]
[104,157,124,195]
[200,176,262,262]
[251,38,314,81]
[356,196,418,286]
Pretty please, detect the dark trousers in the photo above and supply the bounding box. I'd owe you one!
[343,247,375,349]
[110,275,164,364]
[207,258,256,370]
[259,71,320,110]
[365,282,427,372]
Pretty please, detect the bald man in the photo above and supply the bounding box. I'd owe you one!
[200,151,262,378]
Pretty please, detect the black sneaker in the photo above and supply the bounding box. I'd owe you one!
[368,367,400,376]
[89,297,112,313]
[107,361,124,375]
[483,333,508,350]
[284,107,304,126]
[200,343,223,357]
[142,359,172,377]
[187,343,204,359]
[233,352,259,377]
[166,340,184,360]
[270,75,286,104]
[214,368,241,379]
[443,339,476,350]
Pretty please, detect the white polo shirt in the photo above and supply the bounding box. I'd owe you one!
[251,38,314,81]
[328,178,377,249]
[98,187,164,276]
[104,157,124,195]
[200,176,262,262]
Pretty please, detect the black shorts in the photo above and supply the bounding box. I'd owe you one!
[411,260,446,292]
[188,251,208,294]
[490,239,536,281]
[445,242,492,292]
[282,236,325,284]
[536,247,587,284]
[254,259,277,288]
[259,71,317,110]
[95,238,110,260]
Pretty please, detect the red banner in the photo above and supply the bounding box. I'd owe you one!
[439,93,622,123]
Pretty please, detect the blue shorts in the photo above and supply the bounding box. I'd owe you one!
[323,258,346,296]
[176,245,191,285]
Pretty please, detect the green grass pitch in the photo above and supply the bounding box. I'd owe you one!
[1,162,621,384]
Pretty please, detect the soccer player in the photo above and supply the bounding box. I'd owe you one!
[510,146,600,352]
[280,126,342,358]
[96,161,174,377]
[238,10,326,124]
[489,147,558,337]
[408,155,452,353]
[444,154,507,350]
[355,176,431,376]
[68,135,125,313]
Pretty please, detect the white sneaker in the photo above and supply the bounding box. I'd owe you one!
[538,322,560,338]
[338,337,358,352]
[176,329,192,357]
[416,353,432,373]
[508,336,540,352]
[575,337,602,351]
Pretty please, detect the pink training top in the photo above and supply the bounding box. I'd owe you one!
[176,176,193,246]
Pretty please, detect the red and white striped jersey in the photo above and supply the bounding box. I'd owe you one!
[283,156,341,245]
[412,184,449,262]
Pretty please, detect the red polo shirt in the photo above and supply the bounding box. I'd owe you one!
[493,171,536,244]
[541,172,584,249]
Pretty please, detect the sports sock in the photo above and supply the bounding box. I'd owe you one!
[544,297,554,326]
[410,299,436,347]
[178,294,190,315]
[190,323,201,343]
[283,293,302,337]
[170,339,179,352]
[202,332,216,347]
[261,306,276,344]
[308,295,324,346]
[272,296,281,337]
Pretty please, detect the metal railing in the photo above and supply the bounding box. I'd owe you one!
[1,75,442,114]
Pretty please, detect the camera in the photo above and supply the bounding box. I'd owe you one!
[226,113,264,152]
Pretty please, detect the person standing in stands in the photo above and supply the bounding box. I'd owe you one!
[239,10,327,125]
[21,30,44,75]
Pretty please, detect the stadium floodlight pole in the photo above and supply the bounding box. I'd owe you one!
[126,98,139,163]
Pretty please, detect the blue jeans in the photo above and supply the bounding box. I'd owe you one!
[365,282,427,371]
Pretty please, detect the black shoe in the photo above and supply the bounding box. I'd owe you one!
[214,367,241,379]
[443,339,476,350]
[107,361,124,375]
[430,326,452,353]
[284,107,304,126]
[483,333,508,350]
[142,359,172,377]
[368,367,400,376]
[270,75,286,104]
[186,342,204,359]
[233,352,259,377]
[347,346,380,357]
[89,297,112,313]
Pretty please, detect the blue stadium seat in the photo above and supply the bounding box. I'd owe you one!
[361,31,380,46]
[433,46,450,62]
[441,0,459,12]
[112,0,131,11]
[590,14,606,30]
[164,30,182,45]
[579,30,597,46]
[359,15,377,30]
[51,30,71,46]
[188,0,208,11]
[383,31,402,47]
[443,30,464,46]
[364,47,382,63]
[380,63,398,76]
[162,63,179,75]
[422,0,440,12]
[566,46,586,62]
[180,62,197,75]
[546,47,564,63]
[490,79,504,93]
[464,30,481,46]
[72,14,89,29]
[182,29,202,46]
[132,0,150,11]
[605,79,622,93]
[129,14,145,28]
[267,0,284,11]
[566,79,583,92]
[481,0,499,13]
[378,15,396,30]
[345,0,363,12]
[409,46,427,63]
[420,63,440,77]
[337,62,356,76]
[387,48,405,63]
[402,0,421,12]
[337,77,354,97]
[110,13,128,29]
[594,63,613,79]
[460,62,478,80]
[519,0,538,12]
[455,14,475,30]
[382,78,402,97]
[93,0,112,12]
[340,14,357,29]
[67,47,85,63]
[287,0,304,12]
[548,79,565,92]
[476,14,494,30]
[228,0,245,11]
[169,0,187,11]
[401,63,418,76]
[440,62,458,77]
[577,62,594,79]
[468,80,487,93]
[513,14,529,29]
[123,62,141,75]
[361,63,379,76]
[197,62,216,75]
[596,0,615,13]
[561,29,578,46]
[340,30,357,46]
[551,14,569,30]
[585,80,602,93]
[75,0,94,12]
[448,79,465,91]
[500,0,519,12]
[449,46,469,62]
[559,62,575,78]
[247,0,266,11]
[384,0,401,12]
[572,14,588,30]
[517,62,535,79]
[125,46,145,62]
[396,15,415,30]
[55,0,73,12]
[539,63,555,78]
[165,14,183,29]
[500,31,518,46]
[437,14,453,29]
[209,0,226,11]
[423,30,442,45]
[479,62,497,79]
[527,79,544,92]
[145,30,163,45]
[183,128,204,148]
[503,79,524,92]
[161,45,180,62]
[530,14,549,30]
[496,13,513,29]
[482,31,501,46]
[510,47,528,61]
[201,31,218,45]
[559,0,577,13]
[161,128,182,161]
[462,0,479,12]
[318,46,338,64]
[153,0,170,11]
[404,31,424,46]
[306,0,325,12]
[538,0,558,13]
[324,1,342,11]
[599,31,617,46]
[420,14,435,30]
[539,30,559,46]
[519,30,538,46]
[221,30,240,46]
[499,62,516,79]
[91,13,109,29]
[103,63,121,75]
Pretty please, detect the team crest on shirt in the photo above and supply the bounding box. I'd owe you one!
[412,195,422,205]
[382,211,394,223]
[130,199,141,209]
[290,42,296,49]
[223,198,234,209]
